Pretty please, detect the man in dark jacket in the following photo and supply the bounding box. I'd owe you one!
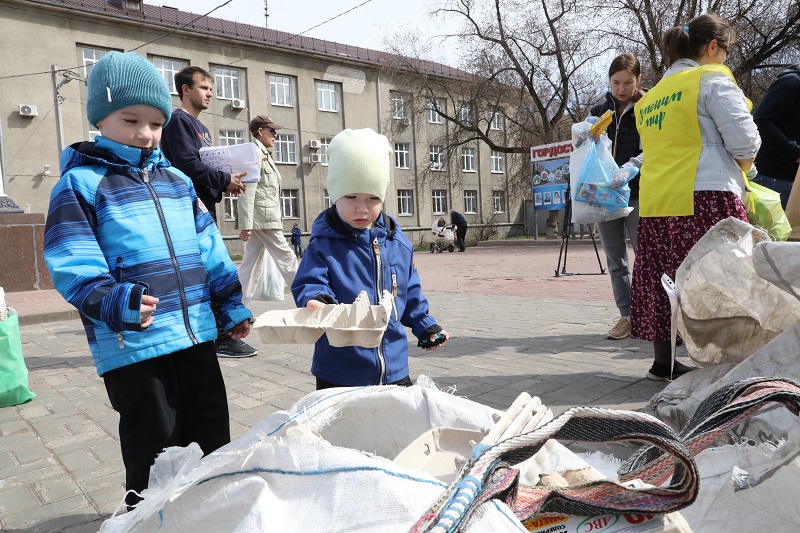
[753,64,800,209]
[450,210,468,252]
[161,66,247,221]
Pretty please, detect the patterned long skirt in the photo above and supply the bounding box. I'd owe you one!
[630,191,748,343]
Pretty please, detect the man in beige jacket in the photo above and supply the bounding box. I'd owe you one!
[237,115,298,304]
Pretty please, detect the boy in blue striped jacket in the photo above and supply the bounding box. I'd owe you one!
[43,52,253,508]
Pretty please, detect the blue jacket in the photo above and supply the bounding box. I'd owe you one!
[291,227,302,245]
[44,136,252,376]
[292,208,438,385]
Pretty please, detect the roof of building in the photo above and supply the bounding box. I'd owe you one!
[23,0,468,79]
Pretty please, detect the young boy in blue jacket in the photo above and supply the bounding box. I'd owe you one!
[292,128,447,389]
[43,52,253,507]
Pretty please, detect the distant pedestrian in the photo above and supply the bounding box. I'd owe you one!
[236,115,298,304]
[450,210,468,251]
[292,128,448,389]
[43,52,252,509]
[291,223,304,258]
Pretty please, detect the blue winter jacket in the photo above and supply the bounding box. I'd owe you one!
[292,208,438,385]
[44,136,252,376]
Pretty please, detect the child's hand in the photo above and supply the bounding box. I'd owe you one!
[421,331,449,351]
[227,319,251,339]
[306,300,326,311]
[140,294,159,328]
[240,230,252,242]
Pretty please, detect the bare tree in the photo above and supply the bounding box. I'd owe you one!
[595,0,800,99]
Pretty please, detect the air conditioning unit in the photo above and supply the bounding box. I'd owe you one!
[401,116,412,126]
[230,98,246,110]
[19,104,38,117]
[309,139,321,149]
[310,153,328,164]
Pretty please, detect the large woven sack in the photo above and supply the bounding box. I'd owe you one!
[673,217,800,366]
[648,323,800,434]
[627,378,800,532]
[99,384,511,533]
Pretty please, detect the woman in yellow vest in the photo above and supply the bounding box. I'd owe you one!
[631,13,761,380]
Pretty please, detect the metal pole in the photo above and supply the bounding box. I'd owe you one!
[52,64,65,155]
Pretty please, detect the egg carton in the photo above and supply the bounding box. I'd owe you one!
[253,290,394,347]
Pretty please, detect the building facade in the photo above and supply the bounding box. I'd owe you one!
[0,0,522,245]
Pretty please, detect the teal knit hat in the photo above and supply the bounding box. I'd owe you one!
[87,51,173,128]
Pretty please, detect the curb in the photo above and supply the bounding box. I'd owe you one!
[477,238,600,247]
[18,309,81,327]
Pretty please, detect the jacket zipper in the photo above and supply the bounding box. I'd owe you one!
[116,257,125,348]
[373,237,386,384]
[391,273,398,320]
[140,165,198,346]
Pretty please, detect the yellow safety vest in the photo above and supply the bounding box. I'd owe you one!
[635,64,742,217]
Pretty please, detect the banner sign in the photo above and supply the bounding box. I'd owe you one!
[531,141,572,211]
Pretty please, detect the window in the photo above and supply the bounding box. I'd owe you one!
[391,92,409,119]
[397,189,414,216]
[219,131,244,220]
[83,47,109,78]
[317,81,338,112]
[490,150,505,173]
[458,102,473,125]
[270,75,293,106]
[427,98,445,124]
[461,147,476,172]
[320,137,332,167]
[83,47,112,139]
[151,56,184,94]
[223,194,237,221]
[281,189,300,218]
[214,67,241,100]
[464,190,478,214]
[489,107,503,130]
[219,130,244,146]
[274,134,297,164]
[432,190,448,215]
[323,189,332,209]
[429,145,445,171]
[493,191,506,213]
[395,143,410,169]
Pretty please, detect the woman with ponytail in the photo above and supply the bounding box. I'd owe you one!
[631,13,760,380]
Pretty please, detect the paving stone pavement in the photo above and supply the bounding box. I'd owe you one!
[0,243,688,532]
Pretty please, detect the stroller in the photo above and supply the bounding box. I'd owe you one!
[430,221,455,253]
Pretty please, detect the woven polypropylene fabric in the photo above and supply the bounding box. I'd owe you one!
[421,407,698,533]
[620,378,800,486]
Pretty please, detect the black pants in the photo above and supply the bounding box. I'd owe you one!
[316,375,413,390]
[455,224,468,251]
[103,341,230,507]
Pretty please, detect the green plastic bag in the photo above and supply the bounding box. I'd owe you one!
[744,179,792,241]
[0,309,36,407]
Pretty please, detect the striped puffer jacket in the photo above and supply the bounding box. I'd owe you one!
[44,136,252,376]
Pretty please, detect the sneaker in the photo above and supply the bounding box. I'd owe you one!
[216,337,258,358]
[607,317,631,340]
[646,361,695,381]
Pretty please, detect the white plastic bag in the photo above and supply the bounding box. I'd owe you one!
[252,251,284,301]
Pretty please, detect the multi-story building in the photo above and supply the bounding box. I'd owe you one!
[0,0,521,247]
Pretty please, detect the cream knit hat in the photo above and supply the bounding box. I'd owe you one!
[326,128,392,203]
